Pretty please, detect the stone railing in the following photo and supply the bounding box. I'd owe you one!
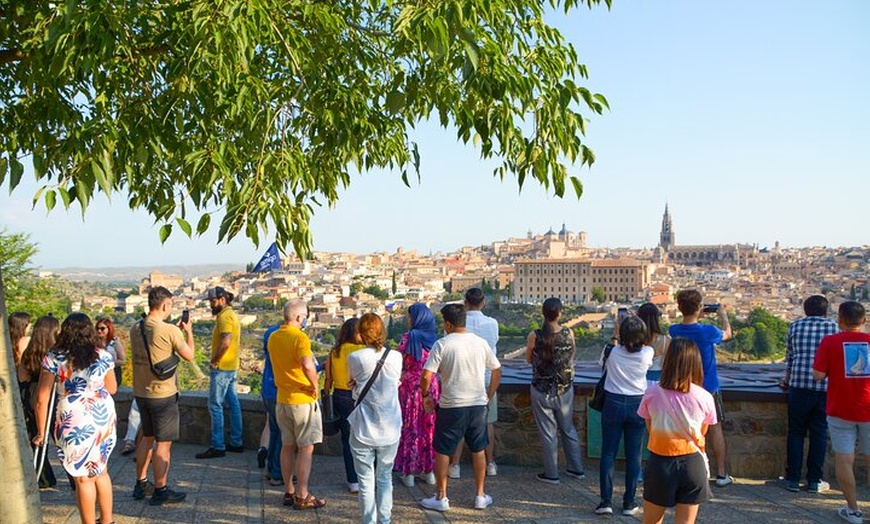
[112,361,844,480]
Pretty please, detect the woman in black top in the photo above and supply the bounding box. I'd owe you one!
[525,297,585,484]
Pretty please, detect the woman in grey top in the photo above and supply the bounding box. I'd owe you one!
[525,297,585,484]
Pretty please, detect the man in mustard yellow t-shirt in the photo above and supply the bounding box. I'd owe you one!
[269,299,326,510]
[196,286,243,459]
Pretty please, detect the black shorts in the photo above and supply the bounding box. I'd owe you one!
[433,405,488,456]
[643,451,711,507]
[711,391,726,423]
[136,394,180,442]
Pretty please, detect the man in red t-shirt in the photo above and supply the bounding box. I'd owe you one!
[813,301,870,524]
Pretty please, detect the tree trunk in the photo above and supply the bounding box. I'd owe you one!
[0,267,45,522]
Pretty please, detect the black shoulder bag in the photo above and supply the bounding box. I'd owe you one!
[322,347,391,437]
[589,342,615,412]
[139,320,180,380]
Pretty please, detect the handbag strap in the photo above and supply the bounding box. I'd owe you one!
[353,347,392,409]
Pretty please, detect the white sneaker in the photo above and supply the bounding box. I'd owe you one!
[347,482,360,493]
[421,472,436,485]
[486,462,498,476]
[715,475,734,487]
[401,474,415,487]
[474,494,493,509]
[420,495,449,512]
[838,506,863,524]
[447,464,460,479]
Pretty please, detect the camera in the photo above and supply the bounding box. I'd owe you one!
[182,309,190,323]
[702,304,720,314]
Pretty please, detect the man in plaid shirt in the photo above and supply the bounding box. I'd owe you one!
[782,295,838,492]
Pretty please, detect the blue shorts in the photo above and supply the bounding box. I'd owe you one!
[433,405,488,456]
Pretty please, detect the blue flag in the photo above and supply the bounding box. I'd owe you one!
[252,242,282,272]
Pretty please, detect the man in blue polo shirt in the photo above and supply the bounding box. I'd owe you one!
[669,289,732,486]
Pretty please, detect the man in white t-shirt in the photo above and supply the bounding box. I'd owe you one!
[450,287,500,478]
[419,304,502,512]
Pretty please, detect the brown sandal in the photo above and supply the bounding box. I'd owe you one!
[293,493,326,510]
[283,493,295,506]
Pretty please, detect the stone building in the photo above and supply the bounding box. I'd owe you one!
[657,204,759,267]
[512,258,649,304]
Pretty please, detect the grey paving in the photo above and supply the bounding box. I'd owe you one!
[39,443,868,523]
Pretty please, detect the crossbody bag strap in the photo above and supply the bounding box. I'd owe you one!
[353,347,392,409]
[139,320,158,371]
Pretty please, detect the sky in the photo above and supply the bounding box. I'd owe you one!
[2,0,869,269]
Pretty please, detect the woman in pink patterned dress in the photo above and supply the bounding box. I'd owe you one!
[393,302,440,487]
[34,313,117,524]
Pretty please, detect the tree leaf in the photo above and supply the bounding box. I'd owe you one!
[196,213,211,235]
[159,224,172,244]
[45,190,57,211]
[570,176,583,198]
[0,157,6,186]
[176,217,192,237]
[9,158,24,193]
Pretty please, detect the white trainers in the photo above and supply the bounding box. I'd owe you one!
[420,495,450,512]
[347,482,360,493]
[715,474,734,487]
[486,462,498,476]
[447,464,460,479]
[474,494,493,509]
[838,506,863,524]
[421,472,436,485]
[401,474,415,487]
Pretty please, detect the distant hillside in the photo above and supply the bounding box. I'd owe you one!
[48,264,244,283]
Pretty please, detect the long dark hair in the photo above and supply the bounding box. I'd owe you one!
[636,303,663,344]
[537,297,562,367]
[20,316,60,380]
[55,313,100,371]
[331,317,360,358]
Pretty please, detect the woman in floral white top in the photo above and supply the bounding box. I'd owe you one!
[34,313,118,524]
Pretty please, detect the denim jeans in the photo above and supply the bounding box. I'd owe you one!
[209,368,243,450]
[530,387,584,478]
[786,387,827,483]
[334,389,359,484]
[261,395,283,480]
[599,392,645,505]
[350,433,399,524]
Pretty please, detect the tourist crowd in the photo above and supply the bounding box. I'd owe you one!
[10,286,870,524]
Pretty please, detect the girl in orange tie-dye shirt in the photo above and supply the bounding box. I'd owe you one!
[637,338,717,524]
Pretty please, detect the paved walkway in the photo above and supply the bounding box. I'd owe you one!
[39,443,867,523]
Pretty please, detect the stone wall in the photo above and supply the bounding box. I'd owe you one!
[114,386,846,481]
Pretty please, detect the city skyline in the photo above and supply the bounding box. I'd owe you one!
[2,0,868,269]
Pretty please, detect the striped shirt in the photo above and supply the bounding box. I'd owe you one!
[787,316,838,391]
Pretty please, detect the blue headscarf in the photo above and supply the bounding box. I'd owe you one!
[406,303,437,362]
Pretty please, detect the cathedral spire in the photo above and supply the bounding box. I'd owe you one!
[659,203,674,250]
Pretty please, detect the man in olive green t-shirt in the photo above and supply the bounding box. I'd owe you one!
[130,286,195,505]
[196,286,243,459]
